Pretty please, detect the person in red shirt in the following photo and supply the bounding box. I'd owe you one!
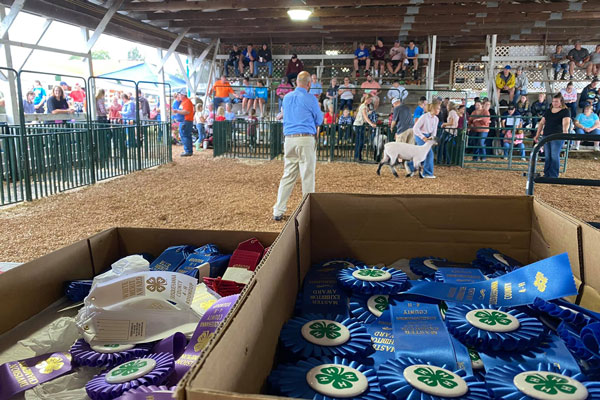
[215,106,226,121]
[108,96,122,123]
[173,90,195,156]
[285,54,304,86]
[69,82,86,112]
[323,104,335,124]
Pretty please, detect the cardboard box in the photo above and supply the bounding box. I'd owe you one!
[182,194,600,400]
[0,227,278,347]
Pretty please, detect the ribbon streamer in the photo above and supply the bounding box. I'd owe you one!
[151,332,187,360]
[338,266,408,295]
[268,356,386,400]
[445,304,545,352]
[85,352,174,400]
[557,321,600,379]
[117,385,176,399]
[70,339,154,368]
[299,261,351,317]
[279,314,374,360]
[434,268,486,284]
[378,356,488,400]
[485,362,600,400]
[149,245,195,272]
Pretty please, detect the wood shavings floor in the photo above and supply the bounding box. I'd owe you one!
[1,148,598,262]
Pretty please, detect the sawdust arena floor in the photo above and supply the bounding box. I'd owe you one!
[0,147,598,262]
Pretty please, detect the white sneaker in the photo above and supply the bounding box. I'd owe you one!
[423,175,437,179]
[595,146,600,151]
[520,158,526,161]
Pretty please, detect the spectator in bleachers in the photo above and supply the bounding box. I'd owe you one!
[241,78,255,115]
[285,54,304,86]
[387,80,408,104]
[406,41,419,80]
[23,91,35,114]
[276,78,293,112]
[354,42,371,78]
[551,45,569,81]
[467,97,480,115]
[254,80,268,118]
[387,40,406,77]
[495,65,516,103]
[194,103,206,148]
[592,45,600,79]
[468,100,490,161]
[579,78,599,113]
[573,104,600,151]
[309,74,323,102]
[95,89,108,123]
[516,94,531,129]
[256,44,273,78]
[109,96,122,124]
[210,75,239,110]
[338,76,356,111]
[371,39,387,78]
[324,104,335,125]
[530,93,549,128]
[390,97,412,139]
[225,103,236,121]
[568,42,593,80]
[534,93,571,178]
[483,98,498,149]
[338,108,353,142]
[560,82,578,119]
[224,44,241,77]
[501,104,525,160]
[215,106,226,121]
[353,95,377,162]
[414,96,427,123]
[513,67,529,105]
[33,80,47,114]
[411,100,440,178]
[47,86,73,115]
[240,44,257,77]
[361,74,381,110]
[323,77,339,113]
[70,82,86,113]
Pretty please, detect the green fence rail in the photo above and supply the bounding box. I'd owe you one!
[213,120,464,166]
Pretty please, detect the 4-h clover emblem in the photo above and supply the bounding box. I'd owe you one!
[194,331,213,352]
[146,277,167,292]
[466,309,520,333]
[525,373,578,395]
[413,366,459,389]
[403,365,469,397]
[534,272,548,293]
[307,363,369,397]
[513,371,587,400]
[105,358,157,384]
[373,296,389,312]
[110,360,148,378]
[309,321,342,340]
[35,356,65,374]
[357,269,385,278]
[315,366,359,389]
[352,268,391,282]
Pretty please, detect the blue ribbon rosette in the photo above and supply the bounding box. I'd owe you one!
[349,294,395,324]
[558,320,600,379]
[280,314,374,360]
[65,280,93,302]
[315,258,366,270]
[85,353,174,400]
[378,356,488,400]
[409,257,448,278]
[486,362,600,400]
[337,266,408,295]
[445,305,545,352]
[70,339,154,368]
[268,356,386,400]
[118,385,176,399]
[475,248,522,273]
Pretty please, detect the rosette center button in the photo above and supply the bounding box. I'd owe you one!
[351,268,391,282]
[465,309,520,333]
[301,320,350,346]
[306,363,368,398]
[513,371,588,400]
[403,364,468,398]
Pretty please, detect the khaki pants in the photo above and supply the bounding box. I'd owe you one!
[273,136,316,216]
[395,128,415,144]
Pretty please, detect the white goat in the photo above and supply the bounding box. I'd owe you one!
[376,138,437,178]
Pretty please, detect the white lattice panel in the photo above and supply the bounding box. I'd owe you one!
[495,44,597,58]
[452,62,486,91]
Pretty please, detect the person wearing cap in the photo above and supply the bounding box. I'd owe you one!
[173,90,195,157]
[224,44,241,77]
[285,54,304,86]
[495,65,516,103]
[354,42,371,78]
[390,97,413,141]
[256,44,273,78]
[513,67,529,106]
[272,71,323,221]
[387,80,408,104]
[387,40,406,77]
[568,41,592,80]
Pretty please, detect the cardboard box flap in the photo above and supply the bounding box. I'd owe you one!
[580,223,600,311]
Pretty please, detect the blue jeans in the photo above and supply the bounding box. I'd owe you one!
[553,63,568,72]
[196,123,205,144]
[503,142,525,158]
[224,59,239,77]
[213,97,230,110]
[566,102,577,120]
[354,125,365,160]
[409,134,434,176]
[473,130,489,160]
[255,61,273,76]
[340,99,353,111]
[180,121,193,154]
[543,138,564,178]
[513,88,527,105]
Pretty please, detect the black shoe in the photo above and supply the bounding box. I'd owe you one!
[272,215,283,221]
[561,71,567,80]
[180,152,193,157]
[553,71,558,81]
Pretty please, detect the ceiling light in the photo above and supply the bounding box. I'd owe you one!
[288,9,312,21]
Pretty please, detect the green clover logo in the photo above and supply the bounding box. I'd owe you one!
[357,269,385,277]
[315,366,359,390]
[309,321,342,340]
[414,366,458,389]
[373,296,389,312]
[525,373,578,395]
[468,349,481,362]
[110,360,148,377]
[474,310,512,326]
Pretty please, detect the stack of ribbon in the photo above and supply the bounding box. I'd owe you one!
[268,251,600,400]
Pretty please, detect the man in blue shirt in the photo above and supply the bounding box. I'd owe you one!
[239,43,257,77]
[309,74,323,102]
[273,71,323,221]
[353,42,371,78]
[406,41,419,79]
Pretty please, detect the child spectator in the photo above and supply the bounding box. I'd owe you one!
[516,94,530,128]
[413,96,427,123]
[501,104,525,160]
[194,103,206,149]
[247,108,258,150]
[241,78,255,115]
[276,78,293,112]
[338,108,353,142]
[550,45,568,81]
[254,80,268,118]
[354,42,371,77]
[225,103,236,121]
[560,82,578,119]
[371,38,387,78]
[216,106,226,121]
[324,104,335,125]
